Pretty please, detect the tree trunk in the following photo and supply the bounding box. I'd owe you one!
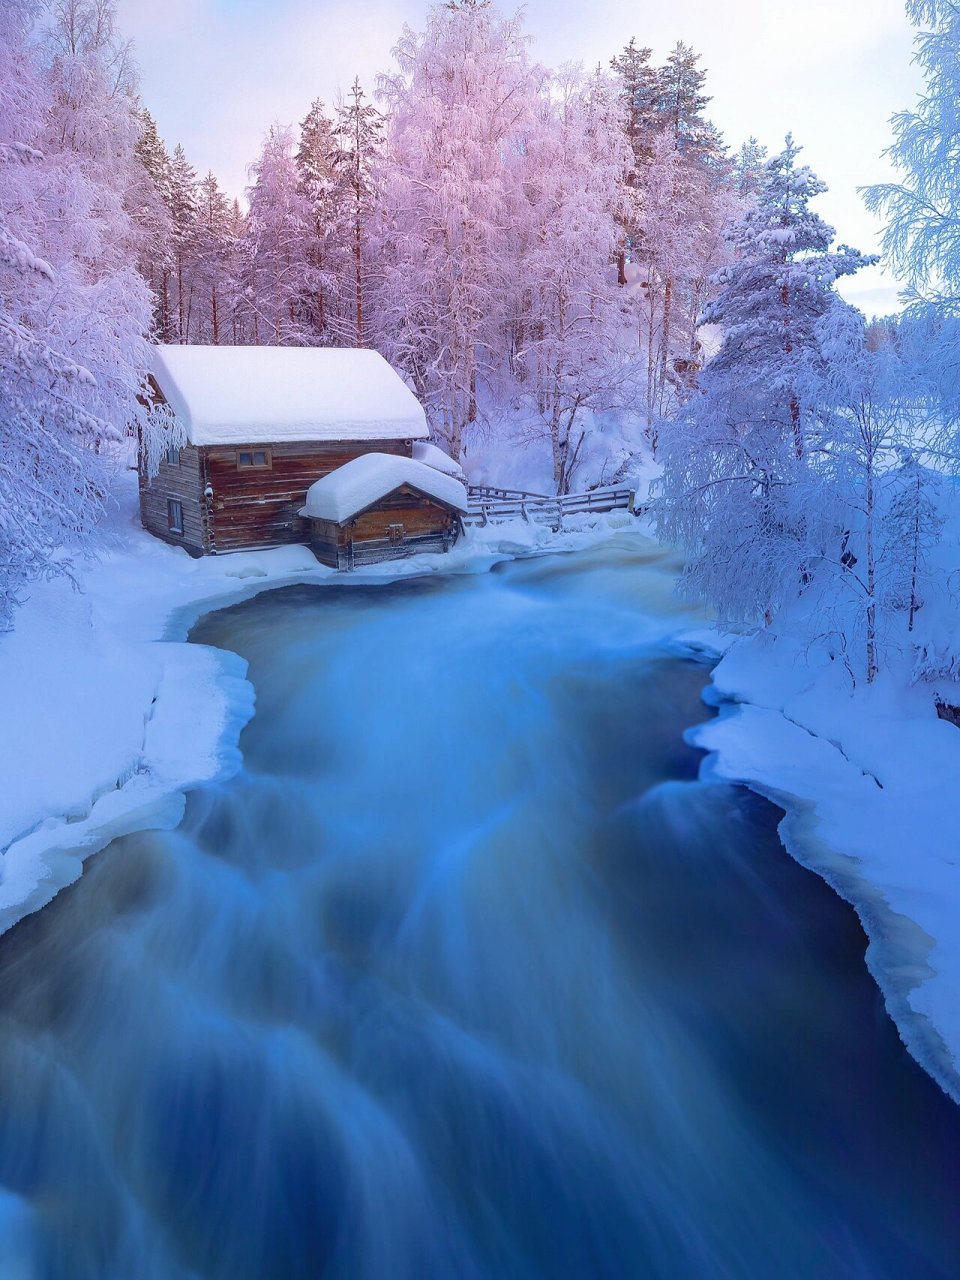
[866,469,877,683]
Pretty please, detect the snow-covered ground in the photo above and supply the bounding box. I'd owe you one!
[679,623,960,1104]
[0,467,637,937]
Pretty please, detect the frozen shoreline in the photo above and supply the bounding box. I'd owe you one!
[678,628,960,1106]
[0,470,639,936]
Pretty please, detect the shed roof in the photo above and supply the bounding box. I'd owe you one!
[150,345,429,446]
[300,453,469,523]
[412,440,465,479]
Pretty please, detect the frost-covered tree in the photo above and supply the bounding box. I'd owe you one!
[242,124,314,344]
[655,138,875,625]
[332,79,385,347]
[167,143,199,340]
[295,98,346,343]
[510,68,633,493]
[0,0,152,625]
[131,106,174,338]
[809,306,939,681]
[655,41,723,164]
[376,0,543,458]
[192,171,238,344]
[864,0,960,315]
[701,136,874,460]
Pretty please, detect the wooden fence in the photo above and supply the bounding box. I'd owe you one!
[464,484,637,529]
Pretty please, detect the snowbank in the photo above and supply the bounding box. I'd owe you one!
[680,627,960,1104]
[151,345,429,445]
[300,453,468,522]
[0,468,639,936]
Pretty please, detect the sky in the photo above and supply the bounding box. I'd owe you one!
[117,0,925,316]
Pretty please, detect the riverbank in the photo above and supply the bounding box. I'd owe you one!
[679,625,960,1105]
[0,468,639,936]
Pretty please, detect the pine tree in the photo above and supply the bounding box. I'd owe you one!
[655,138,875,626]
[193,171,235,344]
[296,98,345,343]
[703,136,874,459]
[733,136,768,195]
[168,143,198,341]
[242,124,314,345]
[131,106,174,338]
[609,38,657,286]
[332,79,384,347]
[655,42,723,165]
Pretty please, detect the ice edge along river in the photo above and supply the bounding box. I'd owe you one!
[1,493,959,1109]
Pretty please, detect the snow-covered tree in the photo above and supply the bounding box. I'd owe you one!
[192,171,238,344]
[376,0,544,458]
[295,98,346,343]
[332,79,385,348]
[0,0,152,625]
[510,68,633,493]
[655,138,875,625]
[654,41,723,165]
[808,305,939,681]
[242,124,314,344]
[131,106,174,338]
[167,143,199,340]
[864,0,960,315]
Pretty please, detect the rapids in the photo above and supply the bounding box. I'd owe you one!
[0,536,958,1279]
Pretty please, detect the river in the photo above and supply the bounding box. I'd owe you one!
[0,535,958,1279]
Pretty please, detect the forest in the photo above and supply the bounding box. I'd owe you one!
[3,0,960,692]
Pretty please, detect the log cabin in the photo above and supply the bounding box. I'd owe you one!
[299,453,469,568]
[138,344,432,556]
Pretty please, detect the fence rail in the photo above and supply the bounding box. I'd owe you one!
[464,484,637,528]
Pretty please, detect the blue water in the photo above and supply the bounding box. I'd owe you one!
[0,536,958,1279]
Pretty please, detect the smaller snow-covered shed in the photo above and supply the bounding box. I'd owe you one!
[139,345,430,555]
[299,453,468,569]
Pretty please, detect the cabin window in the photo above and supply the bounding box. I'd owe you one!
[237,449,272,470]
[166,444,181,466]
[167,499,184,535]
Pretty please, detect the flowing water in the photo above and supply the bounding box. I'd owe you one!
[0,535,958,1280]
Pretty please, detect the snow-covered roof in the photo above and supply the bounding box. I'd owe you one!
[412,440,465,479]
[299,453,469,523]
[150,345,429,446]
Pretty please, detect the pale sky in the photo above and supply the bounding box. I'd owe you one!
[117,0,924,316]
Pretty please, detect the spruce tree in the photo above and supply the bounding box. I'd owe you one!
[296,98,343,342]
[168,143,198,341]
[332,79,384,347]
[655,138,875,625]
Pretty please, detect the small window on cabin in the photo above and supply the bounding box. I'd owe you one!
[166,444,181,467]
[167,499,184,535]
[237,449,271,469]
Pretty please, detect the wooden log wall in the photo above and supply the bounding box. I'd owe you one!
[307,487,460,569]
[138,444,206,555]
[204,439,412,553]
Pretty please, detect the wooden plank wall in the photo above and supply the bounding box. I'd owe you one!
[204,439,412,553]
[307,488,460,569]
[138,445,206,555]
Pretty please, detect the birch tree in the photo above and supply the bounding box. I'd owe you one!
[376,0,543,458]
[510,68,633,493]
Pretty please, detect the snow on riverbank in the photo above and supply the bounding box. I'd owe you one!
[681,626,960,1104]
[0,468,639,935]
